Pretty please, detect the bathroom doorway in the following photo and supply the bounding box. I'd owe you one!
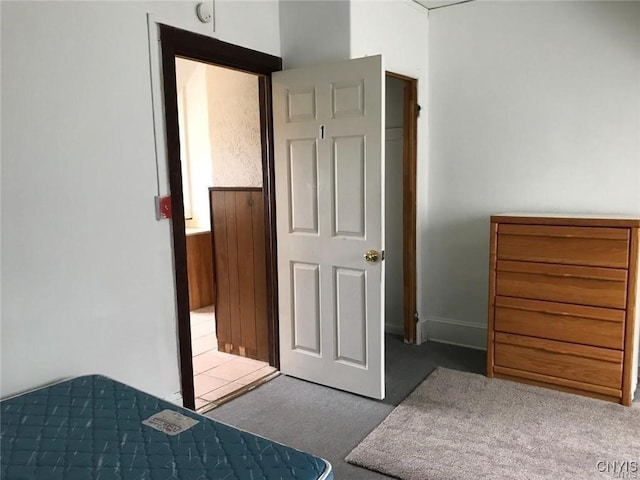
[175,57,276,410]
[176,58,277,412]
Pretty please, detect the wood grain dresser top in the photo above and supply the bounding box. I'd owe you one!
[491,213,640,228]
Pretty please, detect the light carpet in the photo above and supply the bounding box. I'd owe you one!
[346,367,640,480]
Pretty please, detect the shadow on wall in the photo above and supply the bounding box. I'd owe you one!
[422,215,491,326]
[278,0,351,68]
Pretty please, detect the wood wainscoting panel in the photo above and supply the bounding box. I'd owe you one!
[235,192,258,354]
[210,194,232,353]
[223,192,242,352]
[251,190,270,362]
[210,188,269,362]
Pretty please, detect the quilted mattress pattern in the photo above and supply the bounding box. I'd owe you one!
[1,375,333,480]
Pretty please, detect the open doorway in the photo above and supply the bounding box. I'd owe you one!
[386,72,418,345]
[160,25,420,408]
[175,58,278,411]
[159,25,282,410]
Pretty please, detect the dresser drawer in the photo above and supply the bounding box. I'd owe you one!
[497,224,629,268]
[496,260,628,309]
[494,296,625,349]
[494,333,623,389]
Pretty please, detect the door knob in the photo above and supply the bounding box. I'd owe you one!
[364,249,381,263]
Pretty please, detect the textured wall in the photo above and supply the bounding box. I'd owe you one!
[176,60,262,230]
[208,67,263,187]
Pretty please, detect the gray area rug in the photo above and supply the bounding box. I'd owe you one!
[346,367,640,480]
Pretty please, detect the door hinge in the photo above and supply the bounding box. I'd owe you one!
[416,104,422,117]
[414,311,419,324]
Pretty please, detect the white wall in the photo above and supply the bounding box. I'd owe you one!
[178,60,213,229]
[350,0,429,341]
[427,1,640,348]
[277,0,429,339]
[0,0,281,399]
[279,0,351,68]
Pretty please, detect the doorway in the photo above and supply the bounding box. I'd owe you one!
[160,25,419,408]
[160,25,282,410]
[385,72,418,345]
[175,58,278,410]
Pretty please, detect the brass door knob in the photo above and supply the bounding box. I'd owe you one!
[364,249,381,263]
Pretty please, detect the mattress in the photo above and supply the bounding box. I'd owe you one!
[1,374,333,480]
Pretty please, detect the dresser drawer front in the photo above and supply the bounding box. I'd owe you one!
[497,225,630,268]
[494,333,623,389]
[496,260,628,309]
[494,296,625,349]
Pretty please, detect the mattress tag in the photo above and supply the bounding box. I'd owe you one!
[143,409,199,436]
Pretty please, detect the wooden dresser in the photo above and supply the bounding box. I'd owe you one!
[486,214,640,405]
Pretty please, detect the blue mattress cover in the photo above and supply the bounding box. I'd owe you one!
[1,375,333,480]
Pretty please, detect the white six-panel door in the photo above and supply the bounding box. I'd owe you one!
[272,56,385,399]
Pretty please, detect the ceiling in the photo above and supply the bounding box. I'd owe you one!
[414,0,474,10]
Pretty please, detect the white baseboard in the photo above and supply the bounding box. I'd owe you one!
[423,316,487,351]
[416,318,428,346]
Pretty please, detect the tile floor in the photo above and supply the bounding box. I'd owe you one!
[190,305,276,410]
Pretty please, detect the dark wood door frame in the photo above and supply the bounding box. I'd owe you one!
[386,71,418,345]
[159,25,282,410]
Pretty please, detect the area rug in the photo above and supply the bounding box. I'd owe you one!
[346,367,640,480]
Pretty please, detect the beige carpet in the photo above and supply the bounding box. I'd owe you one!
[346,368,640,480]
